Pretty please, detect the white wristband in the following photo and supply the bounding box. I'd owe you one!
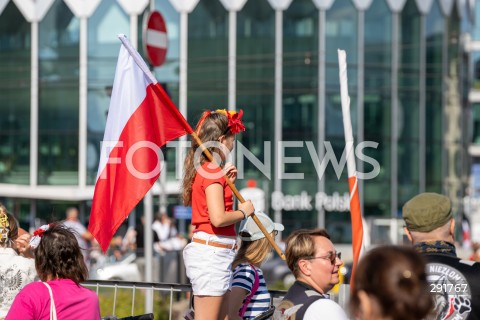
[239,209,247,220]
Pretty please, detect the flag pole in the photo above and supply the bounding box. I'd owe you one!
[338,49,364,286]
[191,132,286,261]
[118,34,285,261]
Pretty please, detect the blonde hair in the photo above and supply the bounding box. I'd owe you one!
[0,204,18,248]
[285,229,330,278]
[181,111,230,206]
[232,232,274,269]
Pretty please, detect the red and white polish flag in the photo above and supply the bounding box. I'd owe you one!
[88,34,192,252]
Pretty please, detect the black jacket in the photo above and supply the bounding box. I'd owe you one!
[276,281,326,320]
[424,253,480,320]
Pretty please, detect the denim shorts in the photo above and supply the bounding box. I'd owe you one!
[183,231,237,296]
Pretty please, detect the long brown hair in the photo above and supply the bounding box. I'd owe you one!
[181,111,230,205]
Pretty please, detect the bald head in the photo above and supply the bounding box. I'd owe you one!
[66,207,79,221]
[405,219,455,244]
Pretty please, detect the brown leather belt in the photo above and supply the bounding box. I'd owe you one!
[192,237,237,250]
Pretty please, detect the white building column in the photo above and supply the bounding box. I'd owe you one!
[63,0,101,189]
[352,0,373,218]
[312,0,333,228]
[0,0,9,14]
[168,0,199,184]
[266,0,292,236]
[386,0,406,217]
[439,0,454,195]
[117,0,150,49]
[12,0,55,187]
[415,0,434,193]
[219,0,248,111]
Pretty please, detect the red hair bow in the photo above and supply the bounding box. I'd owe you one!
[30,223,52,249]
[226,109,245,135]
[215,109,246,135]
[33,228,46,237]
[196,109,246,136]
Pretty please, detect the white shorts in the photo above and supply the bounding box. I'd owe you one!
[183,231,237,296]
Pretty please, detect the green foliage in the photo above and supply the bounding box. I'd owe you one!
[267,280,288,291]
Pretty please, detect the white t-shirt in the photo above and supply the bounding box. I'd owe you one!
[303,299,349,319]
[62,220,87,249]
[0,247,37,318]
[152,220,177,242]
[274,297,349,320]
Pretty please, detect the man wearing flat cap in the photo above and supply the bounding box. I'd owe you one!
[403,192,480,320]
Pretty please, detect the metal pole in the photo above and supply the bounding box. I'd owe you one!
[177,11,188,181]
[274,9,283,239]
[357,10,365,213]
[317,9,326,228]
[144,191,154,313]
[228,10,237,111]
[79,17,87,188]
[159,160,167,213]
[30,21,38,187]
[391,12,399,218]
[419,14,426,192]
[29,199,36,232]
[130,15,138,49]
[442,16,448,193]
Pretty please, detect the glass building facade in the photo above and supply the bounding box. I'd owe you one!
[0,0,474,245]
[467,0,480,243]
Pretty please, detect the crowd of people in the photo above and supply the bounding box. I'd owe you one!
[0,203,187,319]
[1,108,479,320]
[177,110,480,320]
[76,208,187,272]
[0,208,101,319]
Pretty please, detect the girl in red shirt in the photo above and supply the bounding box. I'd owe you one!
[182,109,255,320]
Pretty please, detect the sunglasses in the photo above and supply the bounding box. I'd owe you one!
[304,251,342,265]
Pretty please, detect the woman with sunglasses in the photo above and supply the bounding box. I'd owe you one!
[275,229,348,320]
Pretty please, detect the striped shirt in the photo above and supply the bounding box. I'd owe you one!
[232,263,271,319]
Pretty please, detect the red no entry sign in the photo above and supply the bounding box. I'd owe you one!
[143,11,168,67]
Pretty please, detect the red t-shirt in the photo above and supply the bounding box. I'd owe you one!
[191,162,235,236]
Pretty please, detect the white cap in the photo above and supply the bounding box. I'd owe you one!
[239,211,284,241]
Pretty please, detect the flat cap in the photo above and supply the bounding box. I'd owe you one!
[402,193,452,232]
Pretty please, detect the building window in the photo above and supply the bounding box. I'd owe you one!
[0,2,31,184]
[38,0,79,185]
